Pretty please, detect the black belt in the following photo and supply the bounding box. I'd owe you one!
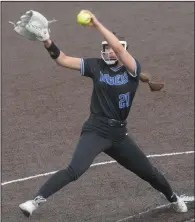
[90,114,127,127]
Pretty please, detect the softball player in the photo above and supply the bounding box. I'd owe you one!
[19,10,187,217]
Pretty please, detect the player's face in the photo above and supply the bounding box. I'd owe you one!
[104,45,117,60]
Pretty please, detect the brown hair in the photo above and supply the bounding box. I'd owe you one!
[112,32,126,41]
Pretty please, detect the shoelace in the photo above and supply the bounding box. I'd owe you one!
[170,193,178,203]
[34,196,47,204]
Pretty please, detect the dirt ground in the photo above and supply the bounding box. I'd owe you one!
[1,2,194,222]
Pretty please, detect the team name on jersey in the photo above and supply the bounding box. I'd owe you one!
[100,71,129,86]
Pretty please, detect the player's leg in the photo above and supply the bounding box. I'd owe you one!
[19,132,111,216]
[36,132,111,198]
[104,135,187,212]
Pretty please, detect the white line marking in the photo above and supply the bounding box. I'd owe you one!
[184,219,195,222]
[116,203,171,222]
[116,195,194,222]
[1,150,194,186]
[181,195,195,202]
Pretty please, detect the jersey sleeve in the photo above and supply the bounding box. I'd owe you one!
[127,58,141,79]
[80,58,99,79]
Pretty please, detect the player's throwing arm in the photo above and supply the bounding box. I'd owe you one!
[9,10,164,92]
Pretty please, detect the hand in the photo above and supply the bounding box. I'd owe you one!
[80,10,100,27]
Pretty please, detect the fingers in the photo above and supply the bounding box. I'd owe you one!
[15,21,25,27]
[80,10,94,19]
[80,10,92,15]
[25,10,33,16]
[16,21,22,25]
[20,15,30,22]
[14,13,31,28]
[9,13,30,28]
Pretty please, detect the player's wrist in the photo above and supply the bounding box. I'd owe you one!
[43,39,52,48]
[45,41,60,59]
[93,18,101,28]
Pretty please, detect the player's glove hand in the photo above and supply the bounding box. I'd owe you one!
[9,10,57,41]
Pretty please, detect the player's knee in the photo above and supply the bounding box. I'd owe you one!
[140,167,160,182]
[66,165,85,181]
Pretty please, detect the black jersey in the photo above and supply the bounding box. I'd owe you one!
[81,58,141,121]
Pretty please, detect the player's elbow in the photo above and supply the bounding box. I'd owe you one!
[55,53,71,68]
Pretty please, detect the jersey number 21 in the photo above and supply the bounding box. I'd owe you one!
[119,92,130,109]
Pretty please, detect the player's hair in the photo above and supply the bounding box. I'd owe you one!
[112,31,128,50]
[102,32,126,42]
[112,31,126,41]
